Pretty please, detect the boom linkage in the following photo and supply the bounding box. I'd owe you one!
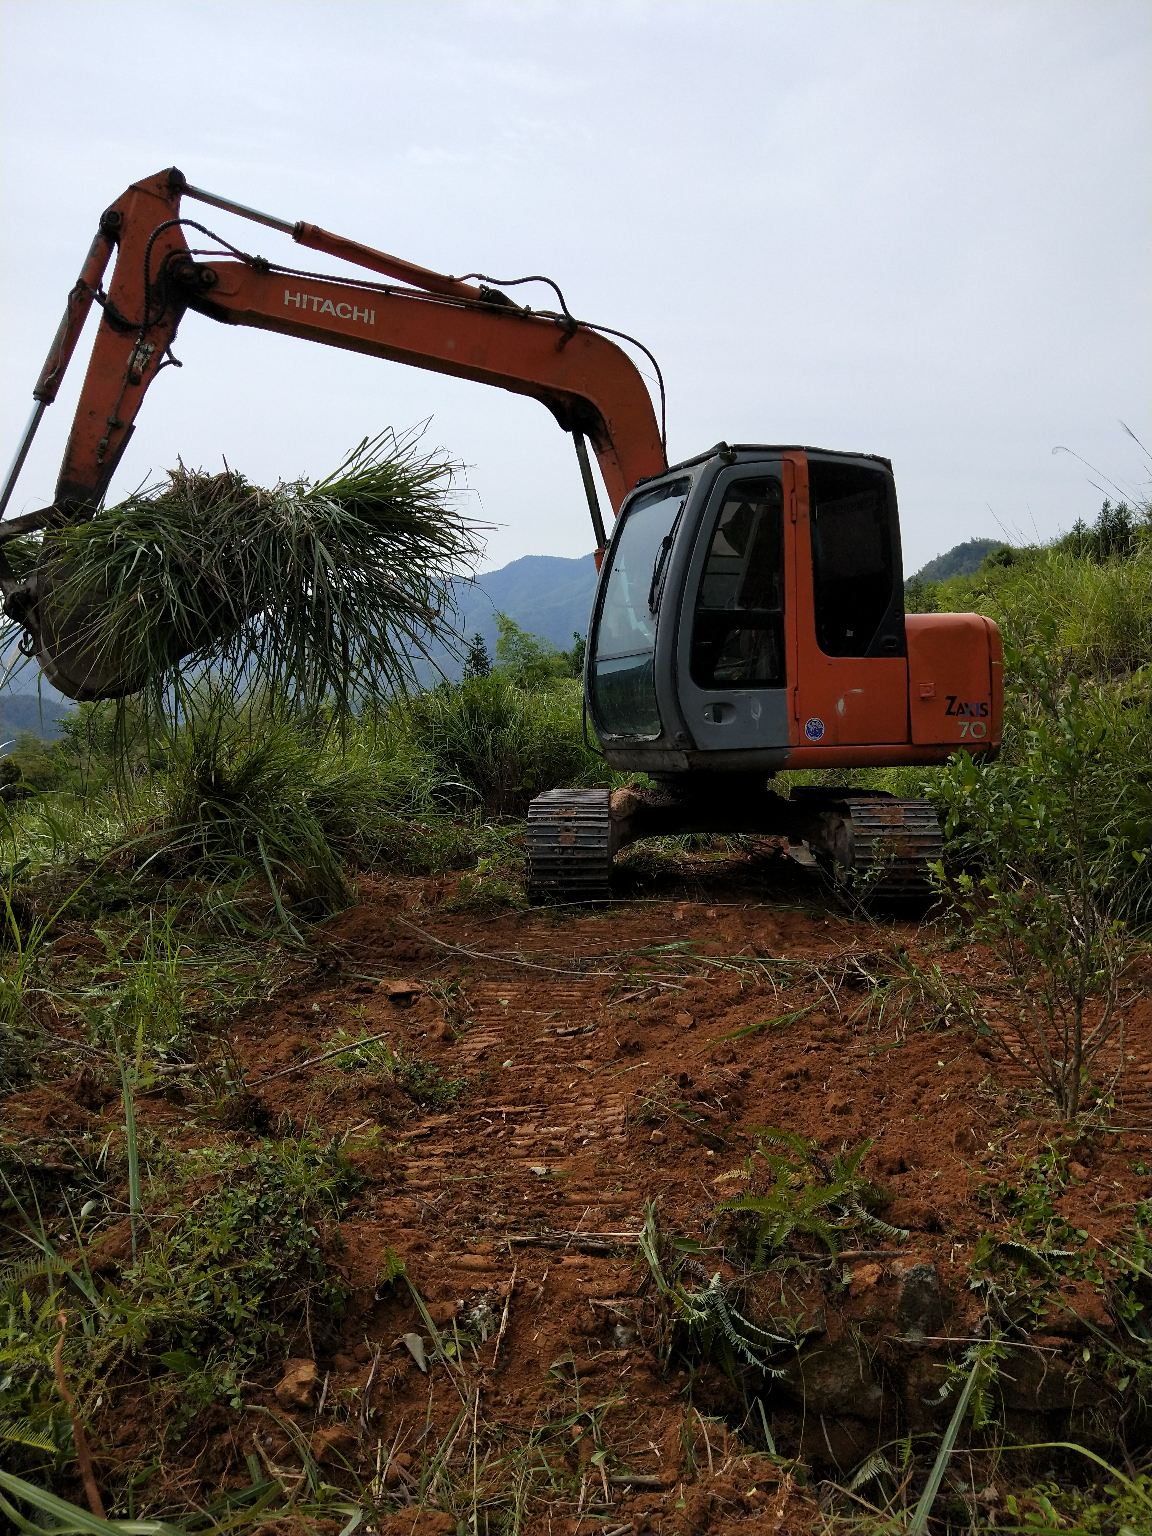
[0,166,664,698]
[0,165,663,557]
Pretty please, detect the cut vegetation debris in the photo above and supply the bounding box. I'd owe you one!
[9,428,483,709]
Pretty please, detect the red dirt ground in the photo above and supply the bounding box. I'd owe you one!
[6,853,1149,1532]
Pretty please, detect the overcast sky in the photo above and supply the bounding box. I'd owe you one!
[2,0,1149,577]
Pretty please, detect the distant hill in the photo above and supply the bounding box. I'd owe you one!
[411,552,599,679]
[454,553,599,654]
[909,539,1005,584]
[0,693,74,742]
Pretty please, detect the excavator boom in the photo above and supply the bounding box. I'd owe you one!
[2,165,664,537]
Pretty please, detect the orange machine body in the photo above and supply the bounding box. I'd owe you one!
[585,445,1003,773]
[782,452,1002,767]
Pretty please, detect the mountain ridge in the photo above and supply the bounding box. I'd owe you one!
[909,537,1004,584]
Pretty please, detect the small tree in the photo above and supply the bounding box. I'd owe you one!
[1092,498,1137,560]
[903,576,939,614]
[934,639,1143,1118]
[565,631,587,677]
[493,612,566,688]
[462,631,491,679]
[1058,498,1143,562]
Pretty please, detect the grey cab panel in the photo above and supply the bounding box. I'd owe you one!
[672,461,790,752]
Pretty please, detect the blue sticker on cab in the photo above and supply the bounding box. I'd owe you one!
[804,717,825,741]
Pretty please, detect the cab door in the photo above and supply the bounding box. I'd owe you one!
[788,451,910,748]
[674,461,791,752]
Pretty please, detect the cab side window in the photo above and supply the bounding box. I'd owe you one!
[808,461,900,656]
[690,477,785,689]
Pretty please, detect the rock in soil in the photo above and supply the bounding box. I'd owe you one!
[273,1357,318,1409]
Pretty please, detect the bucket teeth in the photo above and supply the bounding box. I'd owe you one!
[526,788,612,905]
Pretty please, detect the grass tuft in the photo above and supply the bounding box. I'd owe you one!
[13,428,484,711]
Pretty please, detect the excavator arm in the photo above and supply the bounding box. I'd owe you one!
[0,166,665,695]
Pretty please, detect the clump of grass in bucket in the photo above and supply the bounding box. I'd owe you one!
[22,427,483,711]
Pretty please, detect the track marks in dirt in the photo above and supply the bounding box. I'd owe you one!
[8,871,1148,1529]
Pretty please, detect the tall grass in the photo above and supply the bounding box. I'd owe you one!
[398,672,609,818]
[121,689,456,923]
[5,429,484,711]
[931,532,1152,928]
[0,672,607,930]
[934,539,1150,681]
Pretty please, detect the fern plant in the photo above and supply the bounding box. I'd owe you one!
[636,1202,824,1390]
[671,1273,801,1376]
[712,1128,907,1266]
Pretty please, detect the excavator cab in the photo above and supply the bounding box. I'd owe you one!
[525,444,1003,904]
[586,446,905,771]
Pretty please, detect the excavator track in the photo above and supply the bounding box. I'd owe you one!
[821,797,944,904]
[524,785,942,907]
[526,789,613,905]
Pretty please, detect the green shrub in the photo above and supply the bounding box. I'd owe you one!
[0,734,68,796]
[399,672,608,818]
[326,1027,467,1106]
[1056,497,1144,563]
[712,1129,903,1267]
[2,684,557,921]
[114,687,491,923]
[137,699,376,911]
[902,574,939,614]
[463,630,492,678]
[937,642,1150,917]
[933,639,1148,1115]
[492,612,585,686]
[128,1137,356,1405]
[2,1134,360,1444]
[494,612,567,687]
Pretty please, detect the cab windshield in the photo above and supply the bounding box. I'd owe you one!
[590,477,691,738]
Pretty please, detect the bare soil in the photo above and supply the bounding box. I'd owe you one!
[5,848,1149,1532]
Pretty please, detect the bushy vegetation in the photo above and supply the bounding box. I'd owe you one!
[399,671,602,819]
[1,1128,362,1491]
[0,669,608,931]
[4,430,483,713]
[905,498,1149,676]
[919,501,1149,1119]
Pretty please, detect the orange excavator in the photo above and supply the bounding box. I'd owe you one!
[0,166,1003,902]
